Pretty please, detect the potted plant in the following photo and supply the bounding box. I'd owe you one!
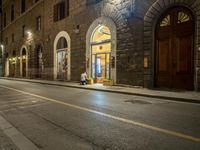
[103,78,113,86]
[86,77,94,85]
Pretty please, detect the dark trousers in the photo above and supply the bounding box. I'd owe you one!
[81,80,86,85]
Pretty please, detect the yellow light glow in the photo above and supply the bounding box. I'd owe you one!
[22,56,26,59]
[92,25,111,43]
[27,31,32,36]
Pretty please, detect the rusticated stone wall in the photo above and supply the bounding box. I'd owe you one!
[1,0,200,90]
[135,0,200,90]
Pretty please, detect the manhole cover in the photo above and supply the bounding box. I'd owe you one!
[125,99,152,104]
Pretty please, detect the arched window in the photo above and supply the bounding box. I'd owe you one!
[12,50,16,57]
[91,25,111,43]
[56,37,68,80]
[21,47,27,77]
[36,45,43,78]
[57,37,68,49]
[22,48,26,56]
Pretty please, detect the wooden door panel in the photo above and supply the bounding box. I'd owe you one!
[176,22,193,34]
[156,38,172,88]
[175,35,192,73]
[173,34,193,90]
[22,61,26,77]
[173,74,193,90]
[157,39,171,73]
[155,7,194,90]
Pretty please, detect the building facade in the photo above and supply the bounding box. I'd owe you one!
[0,0,200,91]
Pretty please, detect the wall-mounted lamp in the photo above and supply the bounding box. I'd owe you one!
[8,57,17,62]
[26,31,32,36]
[22,55,26,59]
[0,44,4,50]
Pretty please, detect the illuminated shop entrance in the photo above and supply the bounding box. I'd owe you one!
[22,48,27,77]
[11,50,16,77]
[91,25,111,83]
[56,37,68,80]
[36,45,43,78]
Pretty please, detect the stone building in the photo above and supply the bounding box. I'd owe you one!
[0,0,2,76]
[0,0,200,91]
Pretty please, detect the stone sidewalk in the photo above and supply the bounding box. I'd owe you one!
[1,77,200,104]
[0,128,19,150]
[0,115,39,150]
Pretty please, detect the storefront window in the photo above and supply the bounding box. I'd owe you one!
[91,25,111,83]
[56,37,68,80]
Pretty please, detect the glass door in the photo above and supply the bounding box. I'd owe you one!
[92,53,111,83]
[57,50,67,80]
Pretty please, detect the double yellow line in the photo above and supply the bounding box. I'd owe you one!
[0,85,199,142]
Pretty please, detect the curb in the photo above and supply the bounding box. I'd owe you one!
[0,115,39,150]
[1,77,200,104]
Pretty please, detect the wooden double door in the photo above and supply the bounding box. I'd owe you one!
[155,7,194,90]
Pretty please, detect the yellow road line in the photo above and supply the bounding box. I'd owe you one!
[0,85,200,142]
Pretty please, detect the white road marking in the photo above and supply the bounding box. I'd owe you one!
[0,85,199,142]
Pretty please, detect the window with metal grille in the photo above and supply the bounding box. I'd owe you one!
[36,16,41,31]
[21,0,25,13]
[11,4,14,22]
[4,12,6,27]
[53,0,69,22]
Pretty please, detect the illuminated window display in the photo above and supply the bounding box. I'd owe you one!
[91,25,111,83]
[56,37,68,80]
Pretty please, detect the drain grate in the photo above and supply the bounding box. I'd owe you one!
[125,99,152,104]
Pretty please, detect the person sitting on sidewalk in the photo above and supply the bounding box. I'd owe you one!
[80,72,87,85]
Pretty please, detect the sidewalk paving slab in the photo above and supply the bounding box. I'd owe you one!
[0,115,39,150]
[0,77,200,104]
[0,127,19,150]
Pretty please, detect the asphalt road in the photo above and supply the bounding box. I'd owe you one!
[0,79,199,150]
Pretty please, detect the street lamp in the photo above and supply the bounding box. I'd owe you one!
[26,31,32,37]
[0,44,4,56]
[0,44,3,50]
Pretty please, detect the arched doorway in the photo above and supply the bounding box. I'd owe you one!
[5,53,9,77]
[86,17,117,84]
[90,25,112,83]
[155,7,194,90]
[11,50,16,77]
[21,47,28,77]
[54,31,71,81]
[56,37,68,80]
[36,45,43,78]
